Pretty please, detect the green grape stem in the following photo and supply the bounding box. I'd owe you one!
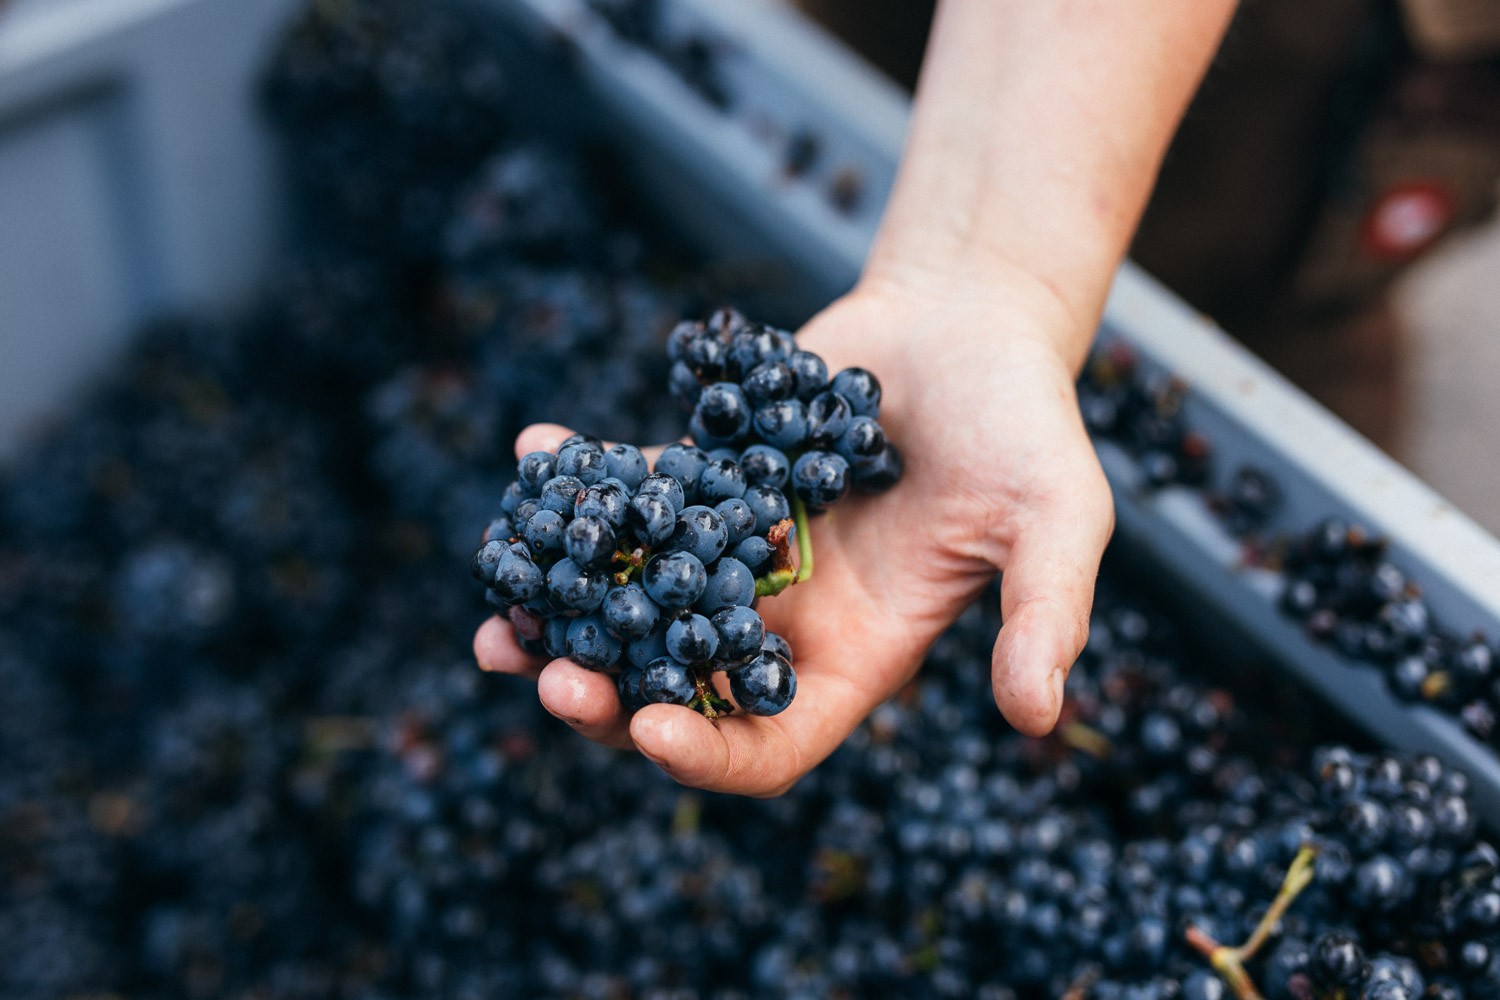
[1186,844,1321,1000]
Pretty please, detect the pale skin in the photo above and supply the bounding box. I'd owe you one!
[475,0,1239,796]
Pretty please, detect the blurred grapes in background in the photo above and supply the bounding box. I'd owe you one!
[1,2,1499,999]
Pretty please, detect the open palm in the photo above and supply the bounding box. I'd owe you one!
[474,281,1113,796]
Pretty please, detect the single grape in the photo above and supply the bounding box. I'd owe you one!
[566,614,623,670]
[471,538,506,584]
[714,498,756,546]
[786,349,828,400]
[733,536,772,575]
[544,616,570,659]
[481,515,514,544]
[667,505,728,564]
[517,451,557,493]
[729,651,796,715]
[762,631,792,665]
[523,508,568,559]
[492,543,544,604]
[739,444,790,488]
[602,582,659,642]
[695,383,753,441]
[698,459,746,503]
[603,443,648,489]
[752,399,809,451]
[617,668,650,711]
[575,482,627,528]
[805,390,853,449]
[829,367,881,416]
[742,360,795,407]
[627,494,676,548]
[743,485,791,535]
[545,557,608,614]
[655,443,710,501]
[564,515,616,570]
[626,624,669,670]
[695,557,755,615]
[666,613,718,665]
[636,472,686,513]
[791,450,850,510]
[642,657,696,705]
[556,442,607,485]
[711,605,764,666]
[539,474,585,514]
[669,359,703,408]
[837,415,885,462]
[643,551,707,610]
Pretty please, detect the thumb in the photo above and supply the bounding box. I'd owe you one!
[991,483,1113,736]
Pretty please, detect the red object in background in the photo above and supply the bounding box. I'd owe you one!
[1360,179,1457,260]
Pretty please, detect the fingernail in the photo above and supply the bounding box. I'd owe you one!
[639,748,672,773]
[1049,668,1067,719]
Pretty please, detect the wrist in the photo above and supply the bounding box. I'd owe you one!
[850,250,1099,377]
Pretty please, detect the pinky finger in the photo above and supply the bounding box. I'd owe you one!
[473,615,547,680]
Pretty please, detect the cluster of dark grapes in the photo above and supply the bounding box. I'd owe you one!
[472,309,902,718]
[1078,339,1500,753]
[1077,340,1213,490]
[4,1,1500,997]
[1280,519,1500,745]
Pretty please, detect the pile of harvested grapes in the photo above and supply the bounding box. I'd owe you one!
[0,2,1495,997]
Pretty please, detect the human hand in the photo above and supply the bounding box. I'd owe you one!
[473,267,1114,797]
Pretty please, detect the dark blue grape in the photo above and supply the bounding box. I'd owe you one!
[667,319,702,363]
[729,651,796,715]
[471,539,505,583]
[642,657,696,705]
[513,498,539,524]
[762,631,792,665]
[698,459,746,503]
[492,543,544,604]
[726,324,788,377]
[544,616,570,659]
[714,498,756,546]
[576,482,628,529]
[564,515,616,570]
[733,536,772,575]
[667,506,727,564]
[626,624,669,670]
[617,668,650,711]
[655,444,710,500]
[696,557,754,614]
[806,390,852,449]
[753,399,808,451]
[481,515,515,543]
[1310,931,1367,988]
[837,415,885,462]
[830,367,881,416]
[499,481,525,515]
[742,361,795,407]
[643,551,707,609]
[791,451,850,510]
[602,582,659,641]
[626,494,676,548]
[566,614,622,670]
[604,443,648,489]
[545,557,608,614]
[517,451,557,493]
[539,474,584,514]
[739,444,789,488]
[669,359,702,407]
[523,508,568,558]
[559,432,604,450]
[711,605,764,666]
[787,349,828,400]
[684,332,726,380]
[666,613,718,665]
[556,442,607,485]
[744,485,791,535]
[852,443,902,494]
[695,383,752,441]
[636,472,685,513]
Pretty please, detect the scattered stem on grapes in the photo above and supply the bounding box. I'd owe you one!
[1187,843,1320,1000]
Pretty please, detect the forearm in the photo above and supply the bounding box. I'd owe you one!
[864,0,1237,370]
